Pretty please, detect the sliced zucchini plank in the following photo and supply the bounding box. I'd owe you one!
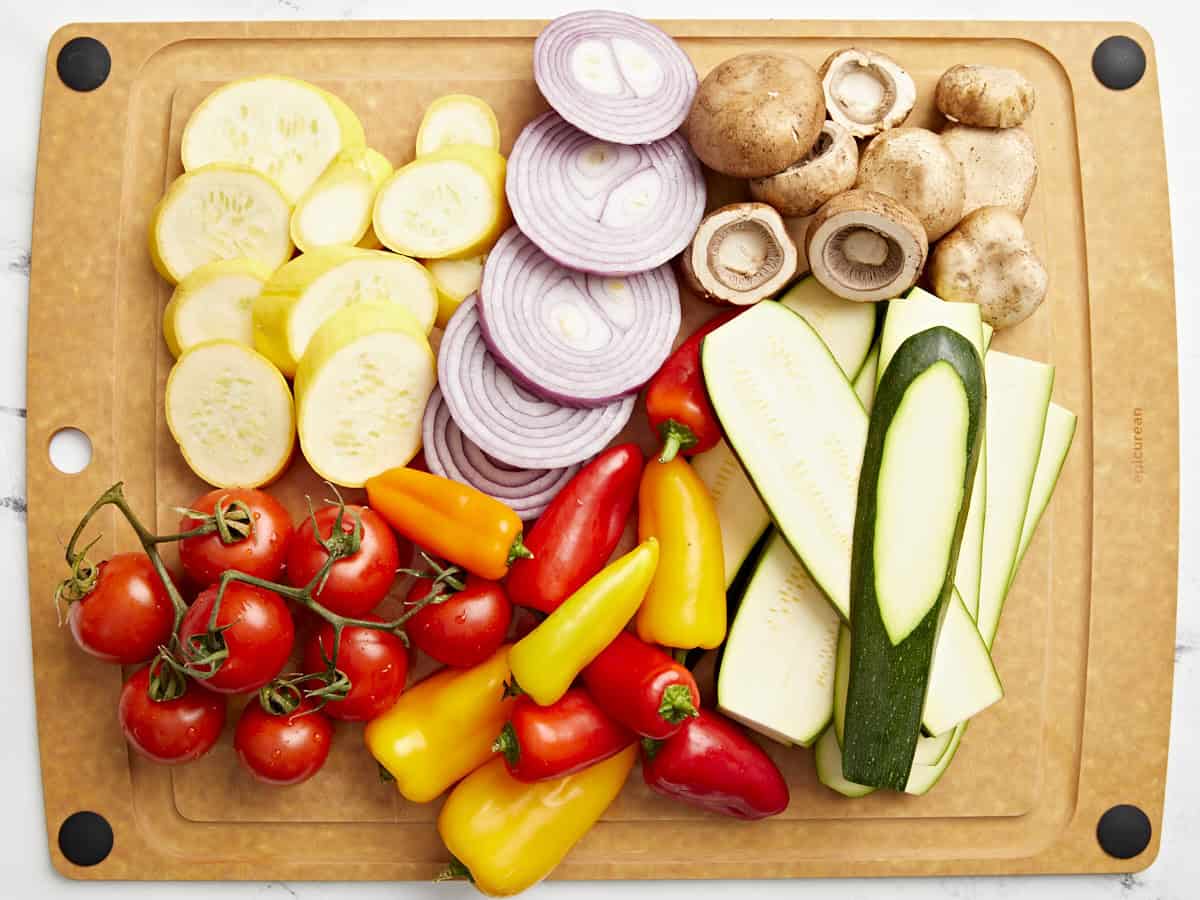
[416,94,501,156]
[163,258,274,358]
[779,276,878,379]
[977,351,1055,647]
[833,623,850,746]
[165,341,295,488]
[905,723,967,795]
[815,727,875,798]
[291,147,393,254]
[879,288,987,620]
[693,440,771,589]
[703,301,867,619]
[718,533,841,747]
[1014,402,1078,576]
[294,303,437,488]
[253,248,439,378]
[182,76,365,204]
[913,727,955,767]
[852,343,879,411]
[922,590,1003,735]
[842,327,984,789]
[150,164,294,285]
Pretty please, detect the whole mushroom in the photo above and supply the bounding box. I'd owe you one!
[936,64,1036,129]
[819,48,916,138]
[855,127,965,242]
[941,124,1039,218]
[930,206,1048,329]
[680,202,800,305]
[686,53,826,179]
[749,120,859,217]
[805,189,928,303]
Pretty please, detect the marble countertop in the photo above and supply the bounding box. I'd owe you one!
[2,0,1196,897]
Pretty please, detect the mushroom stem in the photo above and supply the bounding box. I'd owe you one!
[842,229,890,267]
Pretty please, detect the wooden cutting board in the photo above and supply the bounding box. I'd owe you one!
[25,18,1177,883]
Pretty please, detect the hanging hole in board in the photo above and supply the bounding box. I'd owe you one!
[57,810,113,867]
[49,428,93,474]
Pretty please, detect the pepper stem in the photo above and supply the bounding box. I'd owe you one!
[658,683,699,725]
[491,723,520,767]
[657,419,698,464]
[641,737,665,762]
[434,857,473,884]
[506,534,534,566]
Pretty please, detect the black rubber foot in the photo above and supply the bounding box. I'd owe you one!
[57,811,113,867]
[1097,804,1152,859]
[1092,36,1147,90]
[56,36,111,92]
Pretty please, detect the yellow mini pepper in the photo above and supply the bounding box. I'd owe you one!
[364,644,515,803]
[438,745,637,897]
[636,457,726,649]
[509,539,658,706]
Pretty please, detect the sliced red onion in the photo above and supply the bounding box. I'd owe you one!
[422,388,579,520]
[534,10,698,145]
[438,295,635,469]
[478,227,680,407]
[506,111,706,277]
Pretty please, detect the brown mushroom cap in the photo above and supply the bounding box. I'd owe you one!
[749,121,860,217]
[819,48,916,138]
[936,65,1036,129]
[806,189,928,303]
[931,206,1048,329]
[686,53,826,179]
[680,202,799,306]
[941,124,1039,218]
[855,127,965,242]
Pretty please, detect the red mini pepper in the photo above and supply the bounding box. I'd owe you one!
[505,444,643,614]
[640,708,790,820]
[493,687,635,782]
[580,631,700,739]
[644,310,742,463]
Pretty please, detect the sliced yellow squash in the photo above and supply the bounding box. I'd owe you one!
[253,247,438,378]
[416,94,501,157]
[163,258,274,358]
[426,253,486,327]
[294,303,436,488]
[182,75,365,204]
[149,164,293,285]
[165,341,295,488]
[291,147,393,254]
[373,145,509,259]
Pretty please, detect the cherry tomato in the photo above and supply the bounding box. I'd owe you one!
[234,698,332,785]
[118,665,226,764]
[405,573,512,668]
[286,505,405,618]
[66,553,175,664]
[179,583,294,694]
[302,616,409,721]
[178,489,294,586]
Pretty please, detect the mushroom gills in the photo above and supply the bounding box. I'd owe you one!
[710,219,785,290]
[830,61,897,127]
[826,222,906,293]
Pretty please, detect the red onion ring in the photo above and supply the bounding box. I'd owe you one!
[534,10,698,145]
[478,226,680,407]
[506,111,706,276]
[422,388,579,520]
[437,295,635,469]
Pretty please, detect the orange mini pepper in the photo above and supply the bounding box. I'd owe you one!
[636,457,726,649]
[365,467,531,580]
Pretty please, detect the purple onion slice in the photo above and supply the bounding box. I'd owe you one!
[478,227,680,407]
[437,295,635,469]
[422,388,579,520]
[506,111,706,277]
[534,10,698,145]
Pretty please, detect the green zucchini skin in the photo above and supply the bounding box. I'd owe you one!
[842,326,985,789]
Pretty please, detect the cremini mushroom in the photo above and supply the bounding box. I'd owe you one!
[679,202,799,305]
[936,65,1036,128]
[805,189,927,303]
[855,127,965,242]
[819,48,916,138]
[749,121,859,217]
[941,124,1039,218]
[686,53,826,179]
[930,206,1048,329]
